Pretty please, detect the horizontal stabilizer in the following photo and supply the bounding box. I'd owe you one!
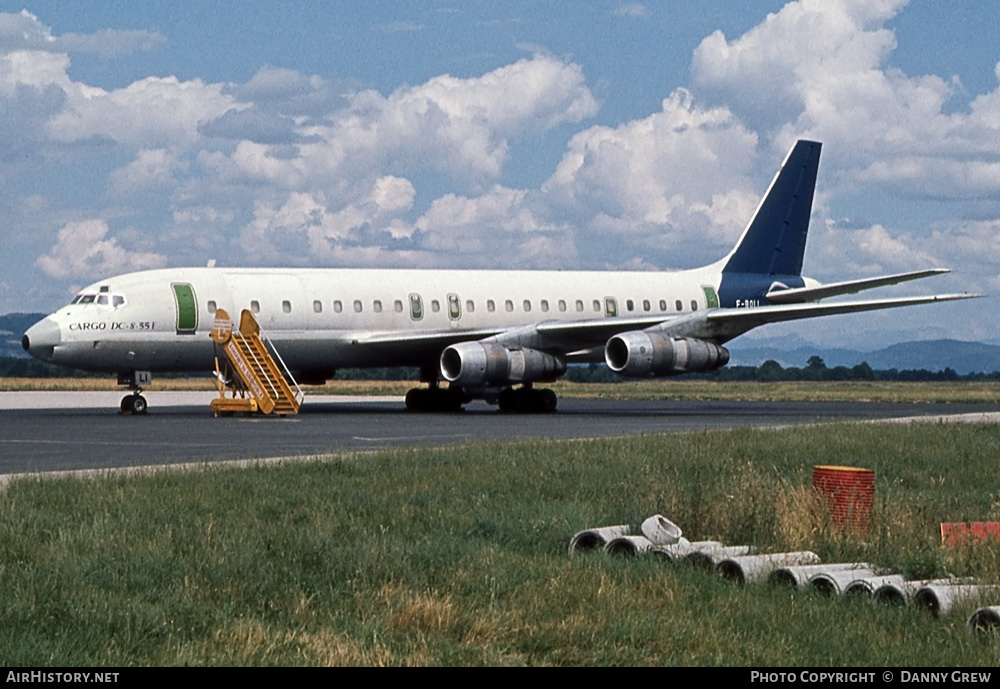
[766,268,951,304]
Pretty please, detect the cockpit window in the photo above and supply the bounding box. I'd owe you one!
[74,293,124,308]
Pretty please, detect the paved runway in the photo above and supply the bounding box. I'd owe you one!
[2,392,999,477]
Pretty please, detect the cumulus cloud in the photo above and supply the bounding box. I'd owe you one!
[36,219,167,279]
[537,88,760,265]
[109,149,186,193]
[239,176,419,264]
[413,185,575,267]
[204,54,598,197]
[48,75,242,147]
[691,0,1000,202]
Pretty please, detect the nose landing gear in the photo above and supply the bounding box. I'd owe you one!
[118,370,152,415]
[120,392,148,415]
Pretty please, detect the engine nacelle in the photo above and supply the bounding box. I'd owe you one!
[605,331,729,377]
[440,342,567,386]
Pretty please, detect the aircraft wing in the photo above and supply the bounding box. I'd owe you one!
[765,268,950,303]
[355,293,979,352]
[710,292,978,324]
[699,293,981,339]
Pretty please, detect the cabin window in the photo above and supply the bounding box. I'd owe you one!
[558,299,567,312]
[691,300,698,311]
[592,300,600,312]
[465,299,475,313]
[409,293,423,320]
[207,300,217,314]
[523,300,532,312]
[643,299,651,312]
[250,300,260,314]
[282,300,292,313]
[576,299,584,312]
[540,299,549,312]
[431,299,440,313]
[487,299,496,313]
[313,300,322,313]
[334,300,343,313]
[626,299,634,312]
[505,300,514,313]
[675,300,683,311]
[659,299,667,311]
[373,300,383,313]
[605,297,617,317]
[354,300,363,313]
[447,294,461,320]
[702,285,720,308]
[394,299,403,313]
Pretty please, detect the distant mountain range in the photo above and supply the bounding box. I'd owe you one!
[726,339,1000,374]
[4,312,1000,374]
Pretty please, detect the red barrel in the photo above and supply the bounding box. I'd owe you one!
[812,465,875,534]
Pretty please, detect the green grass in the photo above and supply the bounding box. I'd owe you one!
[2,423,1000,665]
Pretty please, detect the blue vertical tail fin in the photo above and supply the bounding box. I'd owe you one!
[722,140,821,277]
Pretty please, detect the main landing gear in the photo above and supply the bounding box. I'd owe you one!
[118,370,151,415]
[405,382,466,412]
[497,384,557,414]
[404,382,558,413]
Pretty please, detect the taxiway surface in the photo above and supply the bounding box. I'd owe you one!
[2,393,999,476]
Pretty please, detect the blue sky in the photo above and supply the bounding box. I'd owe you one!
[1,1,997,349]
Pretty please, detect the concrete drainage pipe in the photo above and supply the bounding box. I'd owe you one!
[568,525,630,554]
[769,563,873,590]
[808,566,878,597]
[915,584,998,618]
[967,606,1000,633]
[717,551,820,585]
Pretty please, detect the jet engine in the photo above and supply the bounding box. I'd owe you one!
[605,331,729,377]
[440,342,566,386]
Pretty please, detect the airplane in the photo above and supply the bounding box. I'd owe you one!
[21,140,979,415]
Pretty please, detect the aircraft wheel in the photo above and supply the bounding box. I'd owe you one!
[497,387,517,412]
[535,388,558,413]
[125,394,148,415]
[498,387,557,413]
[405,388,427,411]
[406,387,465,412]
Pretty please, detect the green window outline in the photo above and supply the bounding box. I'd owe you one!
[702,285,720,308]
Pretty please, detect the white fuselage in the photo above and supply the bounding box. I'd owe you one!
[30,264,726,375]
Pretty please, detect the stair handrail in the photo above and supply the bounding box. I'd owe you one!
[255,324,305,406]
[233,329,282,402]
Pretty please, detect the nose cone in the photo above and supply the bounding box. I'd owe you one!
[22,316,62,361]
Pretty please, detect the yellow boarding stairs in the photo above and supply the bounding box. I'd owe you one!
[209,308,304,416]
